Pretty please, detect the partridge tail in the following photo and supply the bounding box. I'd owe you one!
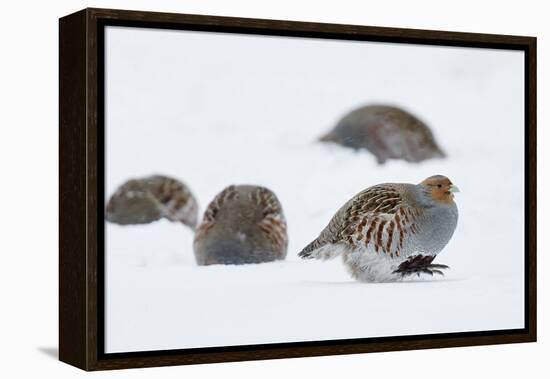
[300,199,349,260]
[298,238,342,260]
[319,131,337,143]
[298,238,322,259]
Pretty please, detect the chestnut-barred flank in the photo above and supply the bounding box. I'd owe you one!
[299,175,459,282]
[105,175,198,229]
[300,184,420,259]
[194,185,288,265]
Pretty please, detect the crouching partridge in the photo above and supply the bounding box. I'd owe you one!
[106,175,198,229]
[299,175,459,282]
[194,185,288,265]
[319,105,446,164]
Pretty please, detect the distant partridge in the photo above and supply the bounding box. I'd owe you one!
[194,185,288,265]
[106,175,198,229]
[320,104,445,164]
[299,175,459,282]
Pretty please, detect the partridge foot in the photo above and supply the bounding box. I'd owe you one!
[392,255,450,277]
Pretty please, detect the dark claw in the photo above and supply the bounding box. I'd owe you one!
[392,255,450,278]
[429,264,449,269]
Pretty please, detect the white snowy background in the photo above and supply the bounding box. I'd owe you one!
[104,26,525,353]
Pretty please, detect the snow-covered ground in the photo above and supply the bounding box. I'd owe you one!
[104,26,525,353]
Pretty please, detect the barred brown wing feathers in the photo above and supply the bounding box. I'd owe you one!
[299,185,404,258]
[195,185,237,240]
[148,176,196,224]
[340,185,418,257]
[255,187,288,253]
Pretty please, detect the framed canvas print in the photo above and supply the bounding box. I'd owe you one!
[59,8,537,371]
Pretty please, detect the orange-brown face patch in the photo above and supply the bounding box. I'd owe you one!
[420,175,456,204]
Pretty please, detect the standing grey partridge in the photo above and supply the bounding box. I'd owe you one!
[299,175,459,282]
[319,104,445,164]
[106,175,198,229]
[194,185,288,265]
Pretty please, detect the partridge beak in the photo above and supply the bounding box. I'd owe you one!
[449,184,460,193]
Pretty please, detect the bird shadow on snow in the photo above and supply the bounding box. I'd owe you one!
[298,280,364,287]
[400,276,467,284]
[298,276,467,286]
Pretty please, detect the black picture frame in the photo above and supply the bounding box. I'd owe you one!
[59,7,537,371]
